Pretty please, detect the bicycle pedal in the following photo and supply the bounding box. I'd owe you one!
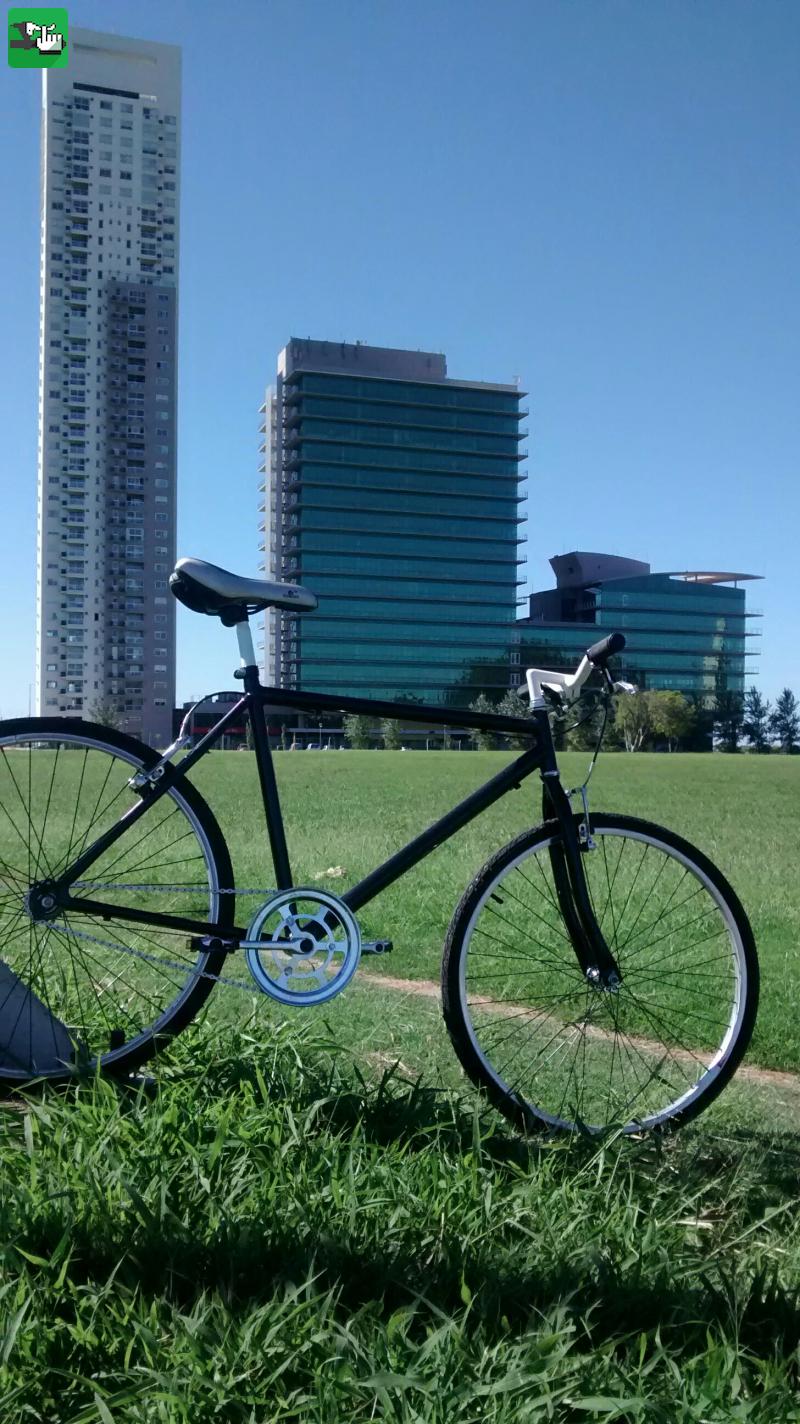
[361,939,393,956]
[190,935,237,954]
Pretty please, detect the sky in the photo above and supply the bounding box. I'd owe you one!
[1,0,798,715]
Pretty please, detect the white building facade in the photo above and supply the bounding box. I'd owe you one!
[37,28,180,745]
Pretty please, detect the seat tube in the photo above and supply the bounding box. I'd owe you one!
[243,664,293,890]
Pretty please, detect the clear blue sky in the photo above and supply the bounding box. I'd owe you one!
[1,0,797,715]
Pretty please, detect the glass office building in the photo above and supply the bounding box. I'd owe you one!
[259,340,527,705]
[519,552,761,706]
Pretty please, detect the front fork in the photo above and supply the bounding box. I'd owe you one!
[535,723,622,990]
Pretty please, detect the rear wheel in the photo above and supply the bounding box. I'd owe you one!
[442,814,758,1135]
[0,718,235,1086]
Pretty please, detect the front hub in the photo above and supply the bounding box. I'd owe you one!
[586,966,622,993]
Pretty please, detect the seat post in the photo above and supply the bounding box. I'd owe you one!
[235,619,257,670]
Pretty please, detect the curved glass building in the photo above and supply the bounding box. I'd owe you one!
[519,552,761,706]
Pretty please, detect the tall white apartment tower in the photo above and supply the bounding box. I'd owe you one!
[37,28,181,746]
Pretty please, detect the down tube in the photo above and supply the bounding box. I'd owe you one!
[342,745,543,915]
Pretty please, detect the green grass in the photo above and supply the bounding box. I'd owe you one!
[3,750,800,1420]
[4,1026,800,1420]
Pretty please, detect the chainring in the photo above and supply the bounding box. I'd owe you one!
[242,887,362,1006]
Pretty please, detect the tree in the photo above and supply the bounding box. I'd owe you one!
[742,686,771,753]
[343,713,373,749]
[648,691,695,752]
[683,695,715,753]
[469,693,496,750]
[713,690,744,753]
[565,696,607,751]
[87,698,123,732]
[712,660,744,753]
[614,690,652,752]
[380,717,402,750]
[770,689,800,754]
[497,688,532,748]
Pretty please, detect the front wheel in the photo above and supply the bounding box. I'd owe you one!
[442,814,758,1136]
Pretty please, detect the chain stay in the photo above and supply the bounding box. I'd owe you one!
[47,922,258,991]
[46,880,391,993]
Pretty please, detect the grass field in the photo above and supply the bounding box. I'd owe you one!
[3,750,800,1420]
[193,750,800,1077]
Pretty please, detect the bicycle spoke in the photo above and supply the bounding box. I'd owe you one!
[453,822,751,1135]
[0,729,227,1082]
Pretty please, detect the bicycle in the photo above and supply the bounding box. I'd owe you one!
[0,557,759,1135]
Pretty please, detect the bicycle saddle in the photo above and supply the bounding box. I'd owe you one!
[170,557,318,621]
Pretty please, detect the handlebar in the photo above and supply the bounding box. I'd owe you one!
[526,632,627,708]
[585,631,626,666]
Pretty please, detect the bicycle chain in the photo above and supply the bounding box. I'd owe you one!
[71,882,271,895]
[49,921,260,993]
[54,883,352,994]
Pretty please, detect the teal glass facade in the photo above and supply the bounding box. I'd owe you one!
[520,560,761,707]
[268,344,526,705]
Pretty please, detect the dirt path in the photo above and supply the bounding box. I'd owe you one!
[361,971,800,1100]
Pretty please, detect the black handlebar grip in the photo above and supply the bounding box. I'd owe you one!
[586,631,626,665]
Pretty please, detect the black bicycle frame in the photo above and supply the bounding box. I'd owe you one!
[52,664,621,981]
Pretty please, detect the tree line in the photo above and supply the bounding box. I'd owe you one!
[466,685,800,754]
[335,685,800,753]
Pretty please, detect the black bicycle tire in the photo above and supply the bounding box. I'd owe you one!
[441,812,759,1135]
[0,717,235,1086]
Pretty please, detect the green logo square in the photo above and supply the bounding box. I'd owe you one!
[8,8,68,66]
